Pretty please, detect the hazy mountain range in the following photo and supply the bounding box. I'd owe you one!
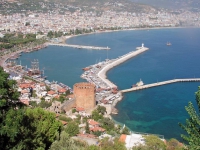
[1,0,200,14]
[129,0,200,10]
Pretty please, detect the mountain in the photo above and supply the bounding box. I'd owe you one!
[129,0,200,11]
[0,0,156,14]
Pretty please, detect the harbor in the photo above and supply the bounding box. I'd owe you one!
[81,44,149,113]
[47,43,110,50]
[97,44,149,89]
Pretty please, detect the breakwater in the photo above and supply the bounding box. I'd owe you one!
[47,43,110,50]
[97,46,149,89]
[121,78,200,93]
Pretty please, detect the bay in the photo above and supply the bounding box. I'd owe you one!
[18,28,200,141]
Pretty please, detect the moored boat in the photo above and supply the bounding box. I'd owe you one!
[132,79,144,87]
[166,42,172,46]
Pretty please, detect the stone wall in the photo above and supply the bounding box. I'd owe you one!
[62,99,76,112]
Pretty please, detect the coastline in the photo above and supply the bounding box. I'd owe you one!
[64,26,187,44]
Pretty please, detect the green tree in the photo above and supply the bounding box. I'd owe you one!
[59,94,66,103]
[38,99,52,108]
[85,121,90,134]
[100,137,126,150]
[0,107,62,150]
[97,105,107,115]
[59,115,72,122]
[0,67,21,113]
[87,145,99,150]
[145,135,166,150]
[0,67,23,149]
[50,131,86,150]
[65,121,79,137]
[121,126,130,135]
[179,86,200,150]
[92,109,103,121]
[65,89,71,96]
[72,108,76,113]
[166,138,183,150]
[133,135,166,150]
[100,117,114,131]
[29,101,38,107]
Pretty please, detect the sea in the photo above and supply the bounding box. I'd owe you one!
[17,28,200,141]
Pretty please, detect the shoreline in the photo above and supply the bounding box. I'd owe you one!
[64,26,187,44]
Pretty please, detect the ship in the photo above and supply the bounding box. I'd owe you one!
[166,42,172,46]
[82,67,91,71]
[132,79,144,87]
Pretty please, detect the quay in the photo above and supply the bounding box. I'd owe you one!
[47,43,110,50]
[98,45,149,89]
[121,78,200,93]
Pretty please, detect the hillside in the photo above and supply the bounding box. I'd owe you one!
[129,0,200,11]
[0,0,155,14]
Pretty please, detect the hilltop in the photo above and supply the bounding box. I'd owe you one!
[129,0,200,11]
[0,0,155,14]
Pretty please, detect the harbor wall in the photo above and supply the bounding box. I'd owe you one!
[98,47,149,89]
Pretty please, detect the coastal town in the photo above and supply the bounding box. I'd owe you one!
[0,5,200,34]
[0,36,161,148]
[0,0,196,149]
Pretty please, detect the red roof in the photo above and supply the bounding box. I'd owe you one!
[119,134,127,143]
[58,88,67,93]
[54,95,60,99]
[20,99,29,105]
[88,119,99,126]
[19,83,31,89]
[90,127,105,132]
[48,90,56,95]
[76,107,85,112]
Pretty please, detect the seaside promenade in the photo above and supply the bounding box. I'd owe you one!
[121,78,200,93]
[47,43,110,50]
[97,46,149,89]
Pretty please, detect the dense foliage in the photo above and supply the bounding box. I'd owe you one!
[0,107,63,150]
[0,68,63,149]
[179,86,200,149]
[65,121,79,137]
[0,33,37,50]
[132,135,166,150]
[100,137,126,150]
[50,131,87,150]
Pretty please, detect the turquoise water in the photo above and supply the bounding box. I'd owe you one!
[18,28,200,141]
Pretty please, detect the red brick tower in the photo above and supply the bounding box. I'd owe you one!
[73,82,96,110]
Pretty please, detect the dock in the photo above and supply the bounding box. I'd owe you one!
[47,43,110,50]
[121,78,200,93]
[98,46,149,89]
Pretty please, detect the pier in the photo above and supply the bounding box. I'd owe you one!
[98,46,149,89]
[47,43,110,50]
[121,78,200,93]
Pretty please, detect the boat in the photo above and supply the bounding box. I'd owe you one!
[132,79,144,87]
[166,42,172,46]
[82,67,91,71]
